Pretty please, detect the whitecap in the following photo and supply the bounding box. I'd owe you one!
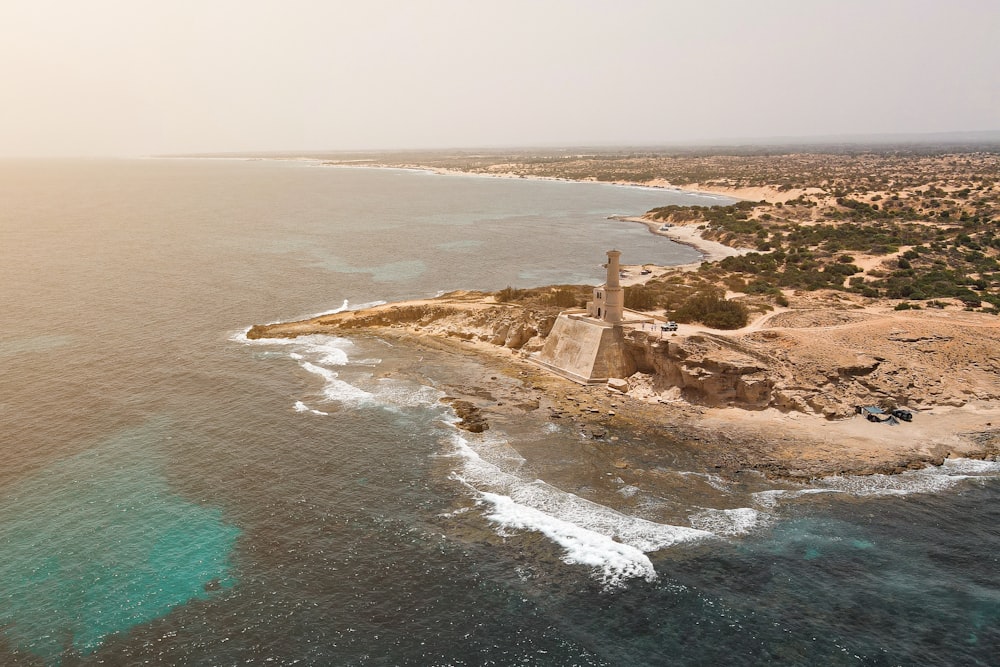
[294,335,356,365]
[293,401,329,416]
[317,347,349,366]
[753,457,1000,505]
[478,491,659,587]
[752,488,838,509]
[300,361,373,404]
[372,379,444,409]
[294,298,390,320]
[815,457,1000,497]
[230,297,386,344]
[310,299,351,317]
[445,431,710,588]
[939,457,1000,475]
[689,507,764,536]
[816,471,967,497]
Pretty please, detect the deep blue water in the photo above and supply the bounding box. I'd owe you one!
[0,159,997,665]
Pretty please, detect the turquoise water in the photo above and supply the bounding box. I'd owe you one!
[1,159,997,665]
[0,421,239,662]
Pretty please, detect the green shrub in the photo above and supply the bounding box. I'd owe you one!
[495,286,525,303]
[669,290,749,329]
[624,285,658,310]
[548,288,581,308]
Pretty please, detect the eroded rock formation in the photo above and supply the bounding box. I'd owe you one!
[248,297,1000,420]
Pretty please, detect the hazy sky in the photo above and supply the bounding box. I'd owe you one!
[2,0,998,156]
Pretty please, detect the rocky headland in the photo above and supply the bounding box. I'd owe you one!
[247,145,1000,480]
[247,289,1000,481]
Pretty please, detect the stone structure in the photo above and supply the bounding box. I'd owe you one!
[587,250,624,323]
[531,250,637,385]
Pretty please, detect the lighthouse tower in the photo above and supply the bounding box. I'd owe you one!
[536,249,637,384]
[587,249,624,323]
[602,250,625,323]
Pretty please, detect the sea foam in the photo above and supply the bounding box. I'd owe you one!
[752,457,1000,507]
[447,432,710,588]
[478,491,659,586]
[300,361,374,404]
[293,400,329,416]
[814,457,1000,497]
[689,507,765,536]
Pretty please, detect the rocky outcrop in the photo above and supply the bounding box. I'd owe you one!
[248,300,558,353]
[624,331,776,409]
[440,397,489,433]
[619,319,1000,418]
[248,297,1000,420]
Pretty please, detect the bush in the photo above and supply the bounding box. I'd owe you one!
[624,285,658,310]
[496,286,525,302]
[669,290,750,330]
[548,288,581,308]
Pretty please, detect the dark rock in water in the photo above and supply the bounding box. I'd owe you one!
[440,397,489,433]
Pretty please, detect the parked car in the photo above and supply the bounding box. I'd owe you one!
[891,408,913,422]
[661,321,678,332]
[855,405,887,422]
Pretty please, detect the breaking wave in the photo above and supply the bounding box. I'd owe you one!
[446,431,711,588]
[753,457,1000,508]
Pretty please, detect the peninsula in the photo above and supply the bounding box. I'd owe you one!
[248,145,1000,480]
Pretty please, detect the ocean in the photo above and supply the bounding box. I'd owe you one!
[1,158,997,666]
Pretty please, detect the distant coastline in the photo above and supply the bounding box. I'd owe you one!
[314,160,751,269]
[243,148,1000,480]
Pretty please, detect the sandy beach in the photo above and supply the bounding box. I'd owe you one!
[616,215,754,272]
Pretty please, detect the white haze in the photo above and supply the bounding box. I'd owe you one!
[1,0,997,157]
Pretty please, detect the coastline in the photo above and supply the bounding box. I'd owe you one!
[318,160,826,204]
[247,297,1000,482]
[242,157,1000,482]
[613,215,754,269]
[319,160,753,269]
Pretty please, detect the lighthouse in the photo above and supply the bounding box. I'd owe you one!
[588,249,624,323]
[536,249,636,384]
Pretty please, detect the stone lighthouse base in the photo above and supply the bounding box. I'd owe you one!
[529,312,635,385]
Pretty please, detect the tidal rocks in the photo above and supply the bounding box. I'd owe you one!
[440,397,489,433]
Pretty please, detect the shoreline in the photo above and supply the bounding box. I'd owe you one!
[612,215,754,269]
[317,160,827,204]
[318,160,754,269]
[323,160,754,200]
[247,298,1000,482]
[404,327,1000,481]
[241,157,999,481]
